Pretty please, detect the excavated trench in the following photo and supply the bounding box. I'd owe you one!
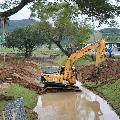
[33,59,120,120]
[0,56,120,120]
[33,84,120,120]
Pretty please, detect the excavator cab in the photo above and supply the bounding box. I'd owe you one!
[59,66,65,75]
[59,66,77,80]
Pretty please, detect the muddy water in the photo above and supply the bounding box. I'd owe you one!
[34,85,120,120]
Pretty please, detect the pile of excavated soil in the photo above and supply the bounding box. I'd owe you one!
[77,59,120,83]
[0,55,42,93]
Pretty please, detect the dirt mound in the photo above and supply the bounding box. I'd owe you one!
[77,59,120,83]
[0,55,42,93]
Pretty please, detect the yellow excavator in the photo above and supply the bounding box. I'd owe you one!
[41,38,105,92]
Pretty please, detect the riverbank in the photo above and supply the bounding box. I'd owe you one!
[0,54,120,119]
[77,59,120,116]
[83,79,120,117]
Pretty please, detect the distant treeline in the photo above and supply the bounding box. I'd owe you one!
[100,28,120,36]
[0,19,36,33]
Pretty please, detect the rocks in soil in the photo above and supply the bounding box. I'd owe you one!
[4,97,26,120]
[25,108,38,120]
[0,94,14,101]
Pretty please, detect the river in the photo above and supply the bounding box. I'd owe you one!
[33,82,120,120]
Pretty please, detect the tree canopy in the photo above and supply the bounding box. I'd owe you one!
[0,0,119,25]
[31,1,93,56]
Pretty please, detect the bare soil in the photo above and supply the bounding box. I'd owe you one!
[0,55,43,93]
[77,59,120,83]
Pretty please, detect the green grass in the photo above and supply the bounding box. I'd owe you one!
[53,54,94,66]
[83,82,101,89]
[53,55,67,66]
[33,48,61,57]
[0,47,62,57]
[26,113,35,120]
[0,47,17,53]
[96,79,120,116]
[4,84,37,108]
[83,79,120,116]
[0,84,37,120]
[0,101,6,111]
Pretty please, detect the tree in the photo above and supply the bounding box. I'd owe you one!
[30,1,92,56]
[100,28,120,42]
[4,24,48,57]
[0,0,119,24]
[1,0,119,57]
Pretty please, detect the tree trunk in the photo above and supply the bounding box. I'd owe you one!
[25,52,29,58]
[53,40,71,57]
[24,48,29,58]
[50,28,71,57]
[24,47,33,58]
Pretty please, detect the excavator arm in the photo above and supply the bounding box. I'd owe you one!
[63,38,105,84]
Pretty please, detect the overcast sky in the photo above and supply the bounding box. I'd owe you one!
[0,0,120,30]
[10,5,31,20]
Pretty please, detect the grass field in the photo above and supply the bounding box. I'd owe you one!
[0,47,62,57]
[96,79,120,116]
[33,48,62,57]
[0,101,6,111]
[53,54,94,66]
[0,47,16,53]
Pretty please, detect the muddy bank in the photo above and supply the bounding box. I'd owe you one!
[26,107,38,120]
[0,55,43,93]
[77,59,120,83]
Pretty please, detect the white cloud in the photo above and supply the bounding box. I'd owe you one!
[0,0,4,3]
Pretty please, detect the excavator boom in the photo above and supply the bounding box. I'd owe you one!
[63,38,105,84]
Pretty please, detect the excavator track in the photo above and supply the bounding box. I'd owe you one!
[40,82,81,94]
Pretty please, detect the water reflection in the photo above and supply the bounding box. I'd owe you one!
[76,95,102,120]
[34,87,119,120]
